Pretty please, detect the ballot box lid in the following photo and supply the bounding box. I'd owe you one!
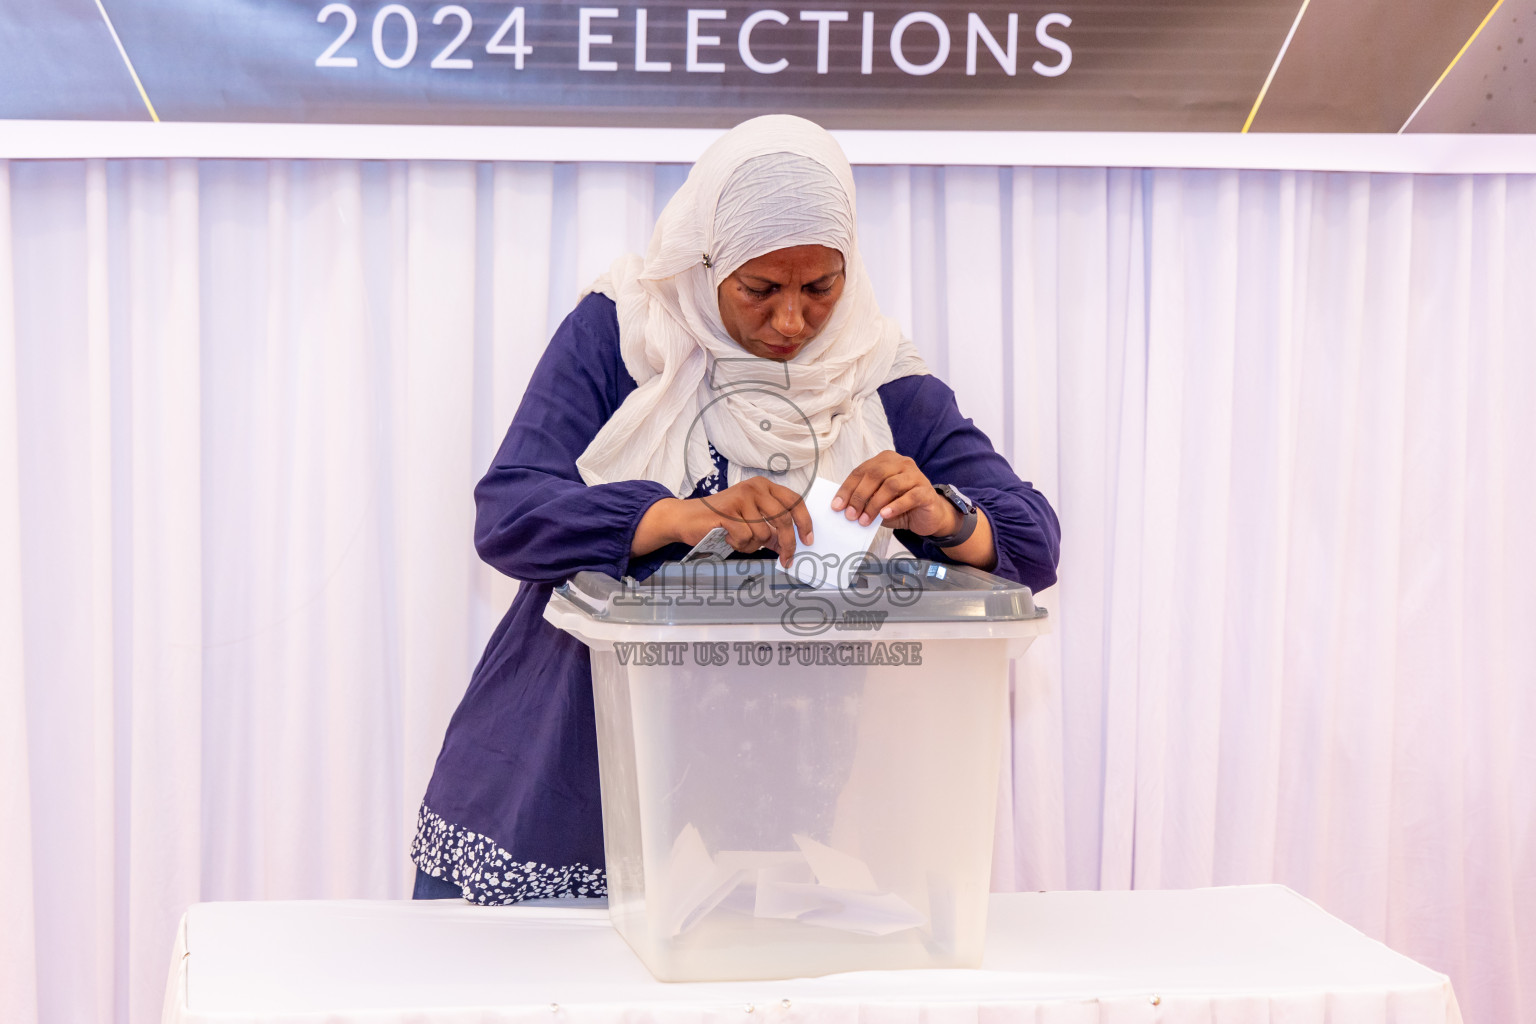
[551,556,1045,627]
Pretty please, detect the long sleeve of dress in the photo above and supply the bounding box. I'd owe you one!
[473,294,674,584]
[879,374,1060,593]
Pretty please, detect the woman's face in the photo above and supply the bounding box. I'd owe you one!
[717,244,846,361]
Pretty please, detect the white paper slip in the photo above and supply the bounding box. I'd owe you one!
[797,889,927,936]
[793,833,879,891]
[662,824,747,937]
[789,477,881,589]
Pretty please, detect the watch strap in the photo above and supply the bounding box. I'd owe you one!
[924,485,979,548]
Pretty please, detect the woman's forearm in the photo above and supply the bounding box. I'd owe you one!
[939,507,997,573]
[630,497,684,557]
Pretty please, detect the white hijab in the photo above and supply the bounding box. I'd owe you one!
[576,114,928,497]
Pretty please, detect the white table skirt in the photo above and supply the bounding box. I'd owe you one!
[161,884,1461,1024]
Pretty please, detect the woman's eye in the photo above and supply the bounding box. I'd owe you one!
[807,284,833,296]
[745,284,773,297]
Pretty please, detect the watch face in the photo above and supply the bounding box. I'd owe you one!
[940,484,975,515]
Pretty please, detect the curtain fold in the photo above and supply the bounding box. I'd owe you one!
[0,159,42,1024]
[2,158,1530,1024]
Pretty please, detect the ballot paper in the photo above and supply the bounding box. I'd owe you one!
[662,826,926,939]
[752,835,926,937]
[662,825,749,937]
[789,477,883,589]
[752,859,819,919]
[793,833,878,891]
[778,885,928,936]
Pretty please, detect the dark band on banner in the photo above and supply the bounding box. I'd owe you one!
[0,0,1526,131]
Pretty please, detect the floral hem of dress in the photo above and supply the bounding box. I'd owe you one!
[410,802,607,905]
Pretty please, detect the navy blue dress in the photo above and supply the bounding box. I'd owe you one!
[410,293,1061,904]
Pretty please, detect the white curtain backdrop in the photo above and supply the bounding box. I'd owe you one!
[1,158,1531,1024]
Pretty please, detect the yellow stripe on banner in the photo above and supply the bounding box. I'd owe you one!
[1242,0,1314,133]
[93,0,160,122]
[1399,0,1506,132]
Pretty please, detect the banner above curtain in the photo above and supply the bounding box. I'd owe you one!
[2,0,1530,135]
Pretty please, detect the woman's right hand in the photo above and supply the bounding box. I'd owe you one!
[631,478,814,567]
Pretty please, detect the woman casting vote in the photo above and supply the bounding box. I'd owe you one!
[411,115,1060,903]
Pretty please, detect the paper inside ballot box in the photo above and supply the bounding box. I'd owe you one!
[662,826,924,938]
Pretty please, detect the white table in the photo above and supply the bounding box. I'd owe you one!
[162,885,1461,1024]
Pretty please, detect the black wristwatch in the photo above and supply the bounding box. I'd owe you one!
[925,484,979,548]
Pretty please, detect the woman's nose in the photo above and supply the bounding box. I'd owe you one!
[772,298,805,337]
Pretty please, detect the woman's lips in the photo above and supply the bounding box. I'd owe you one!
[762,338,802,355]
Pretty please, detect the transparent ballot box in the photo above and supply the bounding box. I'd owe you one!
[543,556,1048,981]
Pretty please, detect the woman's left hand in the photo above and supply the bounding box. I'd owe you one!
[832,451,960,536]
